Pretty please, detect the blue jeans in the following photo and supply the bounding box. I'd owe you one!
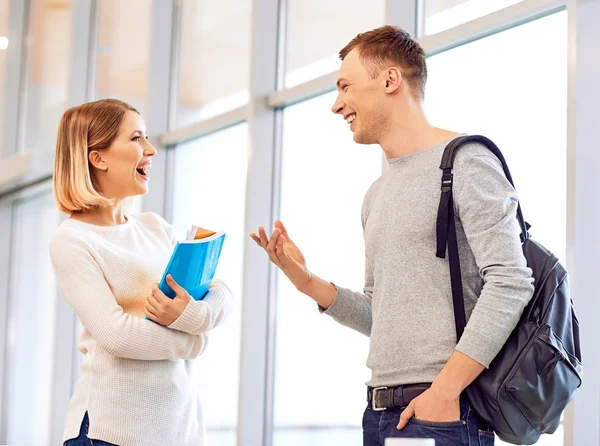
[363,396,495,446]
[64,412,118,446]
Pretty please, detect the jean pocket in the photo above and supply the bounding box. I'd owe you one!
[478,429,495,445]
[410,418,467,428]
[409,397,470,429]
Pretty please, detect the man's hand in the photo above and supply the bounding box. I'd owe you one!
[250,220,313,291]
[250,220,337,309]
[396,350,484,429]
[396,387,461,430]
[145,275,191,326]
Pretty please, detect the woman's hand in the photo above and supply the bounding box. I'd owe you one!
[145,275,191,326]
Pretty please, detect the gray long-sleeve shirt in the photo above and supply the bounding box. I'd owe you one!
[323,139,535,387]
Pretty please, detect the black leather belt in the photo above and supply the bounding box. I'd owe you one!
[367,383,431,411]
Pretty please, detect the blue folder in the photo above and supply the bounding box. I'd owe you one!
[158,231,227,301]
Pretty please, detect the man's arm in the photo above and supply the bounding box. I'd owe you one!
[250,220,373,336]
[432,351,485,398]
[297,275,337,309]
[399,147,534,428]
[452,151,534,366]
[397,351,484,428]
[312,258,373,337]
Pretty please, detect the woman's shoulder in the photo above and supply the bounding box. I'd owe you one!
[51,218,91,243]
[49,219,95,261]
[133,212,177,242]
[134,212,171,231]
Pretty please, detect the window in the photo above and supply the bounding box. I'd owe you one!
[95,0,152,116]
[0,0,8,152]
[425,11,567,264]
[424,12,568,445]
[171,123,248,446]
[24,0,72,158]
[423,0,525,35]
[4,192,61,445]
[283,0,385,88]
[273,92,382,445]
[176,0,252,126]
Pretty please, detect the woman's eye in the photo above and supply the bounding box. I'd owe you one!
[132,136,141,142]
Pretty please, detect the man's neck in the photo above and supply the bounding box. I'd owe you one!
[379,107,459,159]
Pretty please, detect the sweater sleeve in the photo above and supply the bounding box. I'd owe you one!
[50,233,208,361]
[168,279,234,335]
[319,258,373,337]
[453,150,535,367]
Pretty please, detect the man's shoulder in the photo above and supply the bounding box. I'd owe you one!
[364,175,385,204]
[360,175,385,225]
[453,141,502,168]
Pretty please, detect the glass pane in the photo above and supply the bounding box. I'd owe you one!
[95,0,152,116]
[171,123,248,445]
[24,0,72,158]
[424,0,525,35]
[425,11,567,267]
[284,0,385,88]
[4,192,61,445]
[176,0,252,127]
[0,0,8,153]
[273,91,382,445]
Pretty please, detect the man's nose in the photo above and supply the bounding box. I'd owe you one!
[331,95,344,115]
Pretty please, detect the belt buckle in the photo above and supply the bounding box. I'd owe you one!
[372,386,388,411]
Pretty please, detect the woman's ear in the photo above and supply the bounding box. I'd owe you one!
[88,151,108,171]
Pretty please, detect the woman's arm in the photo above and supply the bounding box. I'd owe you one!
[165,279,234,336]
[50,233,207,361]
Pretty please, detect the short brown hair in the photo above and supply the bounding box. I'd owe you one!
[339,25,427,99]
[53,99,139,214]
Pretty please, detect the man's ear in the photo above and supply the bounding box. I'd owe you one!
[88,151,108,171]
[383,67,402,93]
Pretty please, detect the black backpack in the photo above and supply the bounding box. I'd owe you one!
[436,135,583,445]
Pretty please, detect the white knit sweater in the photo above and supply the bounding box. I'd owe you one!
[49,212,233,446]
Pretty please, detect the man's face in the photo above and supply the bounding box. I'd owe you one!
[331,49,388,145]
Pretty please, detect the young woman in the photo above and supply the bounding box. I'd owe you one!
[50,99,233,446]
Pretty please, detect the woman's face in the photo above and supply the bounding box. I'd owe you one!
[89,110,157,199]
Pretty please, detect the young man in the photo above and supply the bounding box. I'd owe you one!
[250,26,534,446]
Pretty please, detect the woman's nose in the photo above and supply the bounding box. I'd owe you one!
[145,140,158,157]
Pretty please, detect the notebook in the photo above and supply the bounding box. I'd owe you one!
[157,225,226,301]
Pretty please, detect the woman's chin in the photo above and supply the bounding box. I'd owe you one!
[133,180,150,195]
[134,187,149,196]
[120,186,148,199]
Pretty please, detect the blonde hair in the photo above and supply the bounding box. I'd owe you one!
[53,99,139,214]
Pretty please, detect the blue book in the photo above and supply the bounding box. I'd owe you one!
[158,227,227,301]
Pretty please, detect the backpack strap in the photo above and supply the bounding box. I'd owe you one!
[436,135,531,340]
